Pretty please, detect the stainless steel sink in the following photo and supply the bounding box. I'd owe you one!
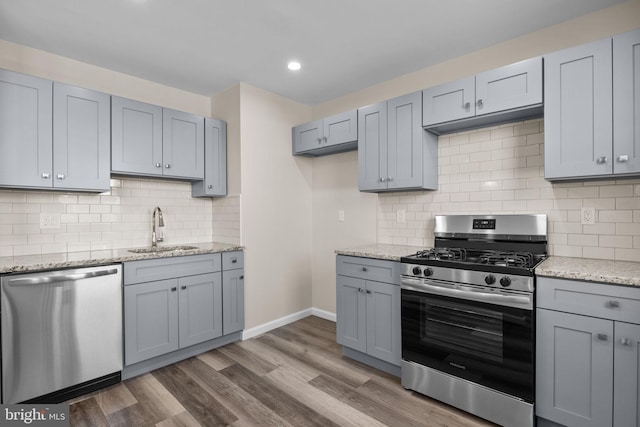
[128,245,199,254]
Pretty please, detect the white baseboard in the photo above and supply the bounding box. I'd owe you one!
[242,307,336,340]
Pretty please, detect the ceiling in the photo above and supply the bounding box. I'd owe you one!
[0,0,625,105]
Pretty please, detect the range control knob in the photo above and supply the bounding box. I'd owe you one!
[424,268,434,277]
[412,266,422,275]
[500,277,512,287]
[485,275,496,285]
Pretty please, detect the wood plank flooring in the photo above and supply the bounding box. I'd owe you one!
[68,316,496,427]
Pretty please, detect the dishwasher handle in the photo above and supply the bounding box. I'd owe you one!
[6,268,120,286]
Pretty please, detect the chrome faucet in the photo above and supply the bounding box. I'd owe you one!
[152,207,165,247]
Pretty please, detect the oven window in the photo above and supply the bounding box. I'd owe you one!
[402,289,533,402]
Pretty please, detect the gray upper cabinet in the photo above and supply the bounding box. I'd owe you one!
[112,96,204,180]
[292,110,357,156]
[0,69,110,192]
[192,118,227,197]
[536,277,640,427]
[358,91,437,192]
[613,29,640,175]
[53,83,111,191]
[423,57,543,134]
[545,29,640,180]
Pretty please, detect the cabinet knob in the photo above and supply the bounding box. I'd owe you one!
[597,333,608,341]
[323,136,327,143]
[181,285,187,290]
[41,173,50,179]
[208,184,213,189]
[387,177,393,182]
[379,177,386,182]
[463,102,470,110]
[317,138,322,144]
[155,163,162,168]
[596,156,608,164]
[56,174,65,180]
[477,99,484,106]
[620,337,633,346]
[617,154,629,163]
[366,289,372,294]
[358,287,365,293]
[231,258,237,263]
[606,300,620,309]
[165,164,171,169]
[171,287,177,292]
[239,275,244,280]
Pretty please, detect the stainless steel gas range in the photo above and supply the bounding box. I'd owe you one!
[400,214,547,427]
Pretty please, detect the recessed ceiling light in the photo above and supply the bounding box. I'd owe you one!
[288,61,301,71]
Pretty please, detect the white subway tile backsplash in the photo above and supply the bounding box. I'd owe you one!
[377,119,640,260]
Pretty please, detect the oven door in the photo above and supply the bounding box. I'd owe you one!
[401,277,534,403]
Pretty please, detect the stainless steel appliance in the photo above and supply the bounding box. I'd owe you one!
[1,265,123,403]
[400,214,547,427]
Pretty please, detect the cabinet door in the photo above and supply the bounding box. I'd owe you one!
[292,119,323,153]
[53,83,110,191]
[613,29,640,175]
[178,272,222,348]
[544,39,613,179]
[323,110,357,147]
[422,76,474,126]
[124,279,179,365]
[536,309,613,427]
[222,269,244,335]
[476,57,542,115]
[358,102,387,191]
[111,96,163,176]
[0,69,53,188]
[614,321,640,427]
[162,108,204,180]
[365,280,401,366]
[387,91,423,190]
[336,275,367,353]
[192,118,227,197]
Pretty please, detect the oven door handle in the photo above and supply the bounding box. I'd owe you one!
[401,277,533,310]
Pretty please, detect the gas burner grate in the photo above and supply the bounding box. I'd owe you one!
[415,248,467,261]
[478,251,535,268]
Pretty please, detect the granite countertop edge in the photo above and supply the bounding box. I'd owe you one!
[535,256,640,287]
[335,243,425,262]
[0,242,244,274]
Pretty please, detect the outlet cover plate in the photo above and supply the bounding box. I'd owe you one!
[581,207,596,225]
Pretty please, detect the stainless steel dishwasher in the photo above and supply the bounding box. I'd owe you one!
[1,265,123,404]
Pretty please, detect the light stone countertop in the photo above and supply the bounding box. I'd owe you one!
[0,242,243,274]
[535,256,640,287]
[335,243,425,261]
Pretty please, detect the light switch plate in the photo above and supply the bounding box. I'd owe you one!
[337,210,345,222]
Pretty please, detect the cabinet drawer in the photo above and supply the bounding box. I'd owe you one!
[124,253,221,285]
[537,277,640,323]
[222,251,244,270]
[336,255,400,285]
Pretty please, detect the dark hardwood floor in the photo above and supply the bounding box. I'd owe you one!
[68,316,496,426]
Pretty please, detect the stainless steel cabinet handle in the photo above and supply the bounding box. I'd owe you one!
[7,268,119,286]
[620,337,632,346]
[596,156,608,164]
[155,163,162,168]
[207,184,213,189]
[379,177,386,182]
[617,154,629,163]
[358,288,364,293]
[477,99,484,106]
[41,172,50,179]
[597,333,608,341]
[165,164,171,169]
[57,174,65,180]
[323,136,327,143]
[606,300,620,309]
[171,287,177,292]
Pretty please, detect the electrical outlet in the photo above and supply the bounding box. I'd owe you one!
[397,209,406,223]
[337,210,345,222]
[40,213,61,229]
[581,207,596,225]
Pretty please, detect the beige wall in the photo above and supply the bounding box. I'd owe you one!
[308,1,640,314]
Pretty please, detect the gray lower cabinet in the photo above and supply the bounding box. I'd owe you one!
[336,255,401,368]
[536,277,640,427]
[358,91,437,192]
[292,110,358,156]
[192,118,227,197]
[112,96,204,180]
[423,57,543,134]
[222,251,244,335]
[0,69,110,192]
[544,28,640,180]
